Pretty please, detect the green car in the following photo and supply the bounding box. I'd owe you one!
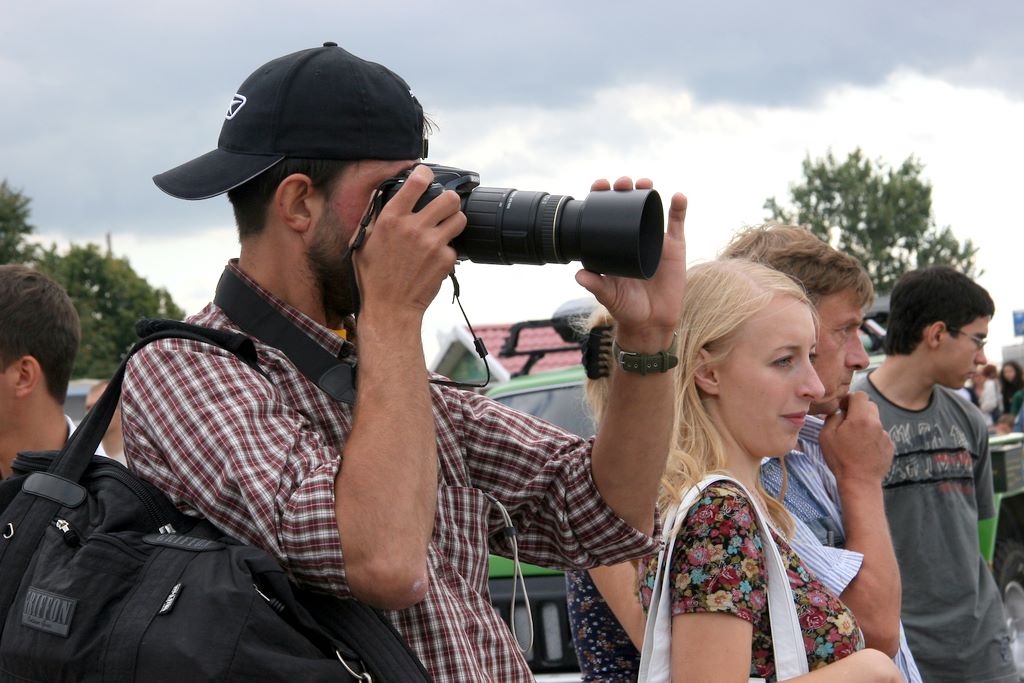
[486,366,590,680]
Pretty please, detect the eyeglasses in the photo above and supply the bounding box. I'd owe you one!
[948,327,987,351]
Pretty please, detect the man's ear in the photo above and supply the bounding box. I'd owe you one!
[923,321,947,350]
[9,356,42,399]
[693,348,720,396]
[273,174,324,239]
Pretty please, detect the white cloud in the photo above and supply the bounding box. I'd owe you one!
[32,69,1024,364]
[420,71,1024,361]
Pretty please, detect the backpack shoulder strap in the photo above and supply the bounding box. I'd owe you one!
[135,318,265,375]
[57,319,265,482]
[296,587,433,682]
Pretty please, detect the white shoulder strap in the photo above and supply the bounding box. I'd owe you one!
[637,475,809,682]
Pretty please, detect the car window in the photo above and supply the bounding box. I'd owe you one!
[493,385,595,438]
[64,391,88,423]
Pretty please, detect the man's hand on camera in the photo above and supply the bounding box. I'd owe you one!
[575,177,687,353]
[354,164,466,320]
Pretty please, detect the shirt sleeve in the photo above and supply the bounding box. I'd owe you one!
[979,381,999,415]
[122,339,350,595]
[661,485,767,626]
[787,515,863,597]
[974,429,996,521]
[445,388,660,570]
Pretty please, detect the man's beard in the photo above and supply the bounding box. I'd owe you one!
[307,207,361,322]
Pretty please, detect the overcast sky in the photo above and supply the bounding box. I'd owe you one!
[2,1,1022,362]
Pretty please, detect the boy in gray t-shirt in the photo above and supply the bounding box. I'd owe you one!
[855,266,1016,683]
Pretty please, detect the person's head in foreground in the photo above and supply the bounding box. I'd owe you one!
[153,43,431,328]
[721,224,873,416]
[883,265,993,388]
[588,258,823,533]
[0,265,81,476]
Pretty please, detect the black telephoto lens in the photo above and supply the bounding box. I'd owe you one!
[457,188,663,279]
[379,164,665,279]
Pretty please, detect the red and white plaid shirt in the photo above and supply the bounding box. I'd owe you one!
[122,263,659,682]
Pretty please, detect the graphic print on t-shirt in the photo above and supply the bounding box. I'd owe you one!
[884,419,975,496]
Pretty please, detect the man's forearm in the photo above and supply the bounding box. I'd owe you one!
[334,316,438,609]
[838,483,901,656]
[575,185,687,536]
[590,358,675,535]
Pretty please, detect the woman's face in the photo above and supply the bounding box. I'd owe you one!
[1003,364,1018,383]
[704,294,825,462]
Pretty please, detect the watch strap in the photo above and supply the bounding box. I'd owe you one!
[613,334,679,375]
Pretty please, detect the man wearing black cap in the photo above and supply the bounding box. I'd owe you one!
[122,43,687,681]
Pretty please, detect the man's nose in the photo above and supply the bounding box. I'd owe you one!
[847,330,870,371]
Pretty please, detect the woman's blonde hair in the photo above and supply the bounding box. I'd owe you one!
[585,258,815,536]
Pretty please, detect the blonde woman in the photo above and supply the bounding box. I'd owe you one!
[573,259,899,682]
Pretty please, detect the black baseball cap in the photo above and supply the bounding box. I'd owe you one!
[153,42,427,200]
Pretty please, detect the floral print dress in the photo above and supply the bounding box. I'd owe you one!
[639,481,863,682]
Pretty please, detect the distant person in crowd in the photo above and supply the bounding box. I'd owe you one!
[0,265,81,477]
[85,380,126,465]
[120,43,688,681]
[574,259,900,682]
[957,367,982,406]
[566,225,921,682]
[1000,361,1023,417]
[855,266,1017,683]
[977,363,1002,426]
[994,414,1017,436]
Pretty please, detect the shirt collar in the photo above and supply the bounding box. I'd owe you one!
[224,260,349,359]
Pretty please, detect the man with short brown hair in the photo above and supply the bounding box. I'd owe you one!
[0,264,81,477]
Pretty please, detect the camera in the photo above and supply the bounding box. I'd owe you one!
[377,164,664,279]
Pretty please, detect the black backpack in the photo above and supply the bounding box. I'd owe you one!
[0,320,432,682]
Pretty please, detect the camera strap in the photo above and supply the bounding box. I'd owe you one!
[348,180,492,390]
[214,268,357,405]
[329,181,393,318]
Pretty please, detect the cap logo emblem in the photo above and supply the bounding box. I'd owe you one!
[225,94,247,120]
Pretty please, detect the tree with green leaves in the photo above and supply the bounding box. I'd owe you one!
[0,179,186,378]
[764,148,978,295]
[35,243,185,379]
[0,180,36,264]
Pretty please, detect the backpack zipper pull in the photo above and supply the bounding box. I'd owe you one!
[54,518,81,547]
